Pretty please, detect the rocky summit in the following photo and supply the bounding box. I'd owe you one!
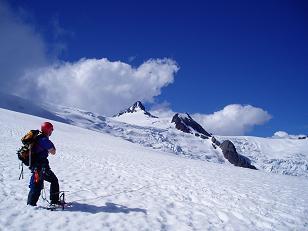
[171,113,211,137]
[114,101,158,118]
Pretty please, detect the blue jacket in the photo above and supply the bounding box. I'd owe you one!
[32,134,55,169]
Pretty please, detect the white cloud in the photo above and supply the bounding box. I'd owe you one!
[273,131,289,138]
[18,58,179,116]
[0,1,179,116]
[193,104,272,135]
[272,131,306,139]
[0,1,271,136]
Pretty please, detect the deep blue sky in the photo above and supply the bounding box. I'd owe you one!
[9,0,308,136]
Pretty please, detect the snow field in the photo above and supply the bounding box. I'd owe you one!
[0,108,307,231]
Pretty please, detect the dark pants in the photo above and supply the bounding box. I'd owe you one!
[27,168,59,206]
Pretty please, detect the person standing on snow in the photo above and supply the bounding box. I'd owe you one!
[27,122,60,206]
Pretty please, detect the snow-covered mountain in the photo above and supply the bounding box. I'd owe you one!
[1,106,308,230]
[0,93,307,177]
[47,101,308,177]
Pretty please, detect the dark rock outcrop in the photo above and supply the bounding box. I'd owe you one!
[211,136,221,146]
[114,101,158,118]
[220,140,257,170]
[171,113,211,137]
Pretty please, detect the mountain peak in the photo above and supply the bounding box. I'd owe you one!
[114,101,158,118]
[129,101,145,112]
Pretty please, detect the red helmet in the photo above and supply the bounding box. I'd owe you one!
[41,122,54,135]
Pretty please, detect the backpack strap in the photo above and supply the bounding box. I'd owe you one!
[29,133,46,169]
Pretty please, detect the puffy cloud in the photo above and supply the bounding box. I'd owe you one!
[0,0,270,137]
[0,1,179,116]
[273,131,289,138]
[272,131,307,139]
[18,58,179,116]
[193,104,272,135]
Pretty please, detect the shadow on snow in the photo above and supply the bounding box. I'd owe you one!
[65,202,147,214]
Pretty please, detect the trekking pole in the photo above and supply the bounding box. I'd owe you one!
[29,144,32,169]
[18,163,24,180]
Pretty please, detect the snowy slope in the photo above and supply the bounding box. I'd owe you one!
[1,93,307,177]
[0,108,308,231]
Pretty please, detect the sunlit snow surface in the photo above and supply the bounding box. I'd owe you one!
[0,108,307,230]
